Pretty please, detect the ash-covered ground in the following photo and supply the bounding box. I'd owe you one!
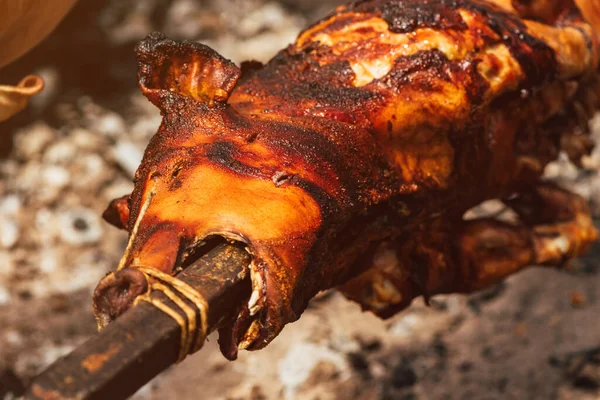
[0,1,599,399]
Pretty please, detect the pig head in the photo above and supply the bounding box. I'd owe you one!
[92,33,400,359]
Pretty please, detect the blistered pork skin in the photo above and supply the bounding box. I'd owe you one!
[95,0,599,358]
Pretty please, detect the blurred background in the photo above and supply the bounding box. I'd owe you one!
[0,0,599,399]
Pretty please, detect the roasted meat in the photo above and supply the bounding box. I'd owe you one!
[93,0,600,360]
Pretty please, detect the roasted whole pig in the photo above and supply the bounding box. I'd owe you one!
[93,0,600,360]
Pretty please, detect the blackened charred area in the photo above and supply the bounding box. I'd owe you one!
[235,45,376,121]
[297,83,375,119]
[255,116,395,205]
[381,50,455,87]
[289,175,343,218]
[235,0,561,126]
[267,81,376,126]
[259,121,346,178]
[233,84,368,126]
[300,57,358,89]
[347,0,557,88]
[134,108,207,172]
[141,94,207,145]
[346,0,468,33]
[204,141,265,178]
[223,105,266,137]
[134,141,195,186]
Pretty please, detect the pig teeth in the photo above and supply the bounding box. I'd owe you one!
[238,319,261,350]
[247,262,264,316]
[248,290,261,315]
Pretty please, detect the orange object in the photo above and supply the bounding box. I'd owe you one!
[0,75,44,121]
[0,0,76,120]
[0,0,77,69]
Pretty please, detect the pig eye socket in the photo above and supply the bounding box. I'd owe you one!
[149,171,161,179]
[172,165,184,178]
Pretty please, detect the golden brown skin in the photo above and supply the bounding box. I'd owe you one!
[93,0,600,359]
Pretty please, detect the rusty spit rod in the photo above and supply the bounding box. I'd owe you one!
[25,242,251,400]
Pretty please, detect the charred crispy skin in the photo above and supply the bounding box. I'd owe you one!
[94,0,600,359]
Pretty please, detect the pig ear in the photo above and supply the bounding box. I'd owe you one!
[102,194,130,230]
[136,33,241,109]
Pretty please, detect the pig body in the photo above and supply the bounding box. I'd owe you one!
[94,0,600,359]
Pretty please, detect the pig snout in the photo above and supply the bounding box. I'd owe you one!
[92,267,148,329]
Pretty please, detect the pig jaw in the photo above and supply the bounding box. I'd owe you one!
[92,215,183,329]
